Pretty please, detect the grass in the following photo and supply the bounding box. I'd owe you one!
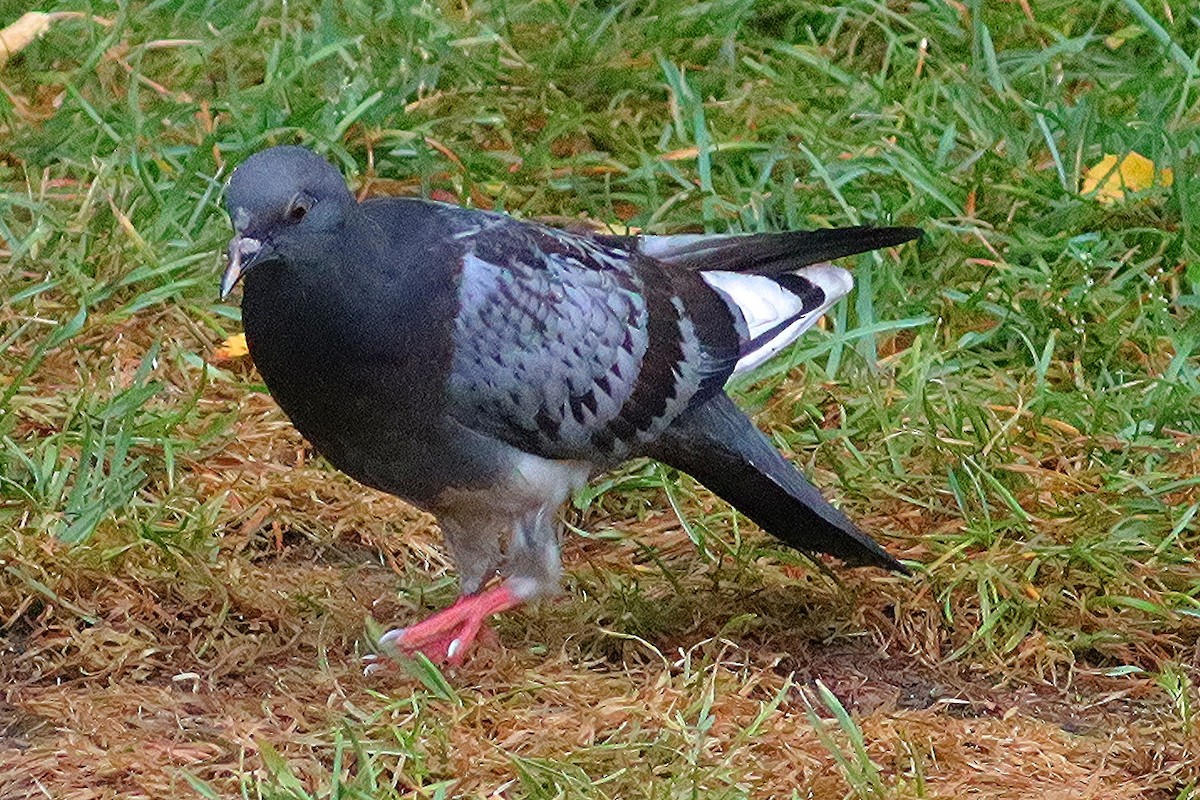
[1,0,1198,797]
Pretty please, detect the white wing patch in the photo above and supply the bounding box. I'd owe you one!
[636,234,710,260]
[701,271,807,339]
[702,264,854,375]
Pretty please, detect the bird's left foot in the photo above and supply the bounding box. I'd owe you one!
[364,582,523,671]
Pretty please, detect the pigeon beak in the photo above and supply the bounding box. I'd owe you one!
[220,235,265,300]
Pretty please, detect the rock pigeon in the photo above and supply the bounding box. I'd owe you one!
[221,145,918,666]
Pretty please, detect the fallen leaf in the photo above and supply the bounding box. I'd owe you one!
[0,13,53,67]
[212,333,249,361]
[661,145,700,161]
[1082,151,1174,205]
[1104,23,1144,50]
[0,11,109,69]
[595,221,642,235]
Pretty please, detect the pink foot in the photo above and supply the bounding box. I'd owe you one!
[370,583,523,667]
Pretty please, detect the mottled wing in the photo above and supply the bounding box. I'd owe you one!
[446,221,736,463]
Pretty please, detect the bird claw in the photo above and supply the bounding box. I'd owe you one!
[361,624,465,673]
[446,637,464,661]
[361,628,423,675]
[361,653,390,676]
[378,628,407,647]
[363,584,523,670]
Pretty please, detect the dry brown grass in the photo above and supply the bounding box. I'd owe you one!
[2,310,1197,798]
[2,539,1195,799]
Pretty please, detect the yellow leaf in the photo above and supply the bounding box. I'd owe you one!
[1103,23,1144,50]
[589,220,643,236]
[661,145,700,161]
[1082,151,1174,205]
[0,13,53,68]
[603,222,643,235]
[0,11,111,69]
[212,333,249,361]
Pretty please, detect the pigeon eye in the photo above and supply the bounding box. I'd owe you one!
[287,194,313,222]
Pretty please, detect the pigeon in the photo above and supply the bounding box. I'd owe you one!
[221,145,919,666]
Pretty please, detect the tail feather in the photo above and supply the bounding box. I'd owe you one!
[619,226,922,274]
[647,394,908,573]
[702,264,853,375]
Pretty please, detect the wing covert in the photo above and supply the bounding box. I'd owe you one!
[447,230,647,461]
[444,218,743,463]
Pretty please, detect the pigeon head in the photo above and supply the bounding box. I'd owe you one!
[221,146,356,299]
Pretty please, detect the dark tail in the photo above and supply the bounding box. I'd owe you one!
[600,226,923,275]
[646,394,908,573]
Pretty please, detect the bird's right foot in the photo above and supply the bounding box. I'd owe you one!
[363,582,523,672]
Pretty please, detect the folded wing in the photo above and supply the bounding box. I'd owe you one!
[445,220,737,464]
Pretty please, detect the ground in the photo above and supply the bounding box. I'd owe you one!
[1,1,1198,798]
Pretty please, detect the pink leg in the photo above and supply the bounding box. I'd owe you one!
[375,582,523,666]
